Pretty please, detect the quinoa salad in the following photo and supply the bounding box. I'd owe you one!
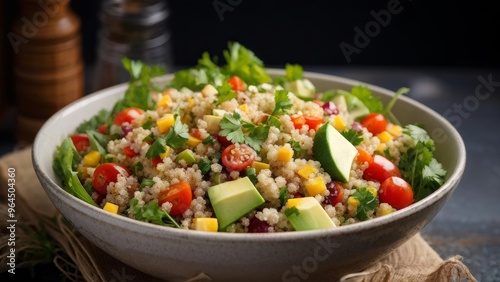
[53,43,447,233]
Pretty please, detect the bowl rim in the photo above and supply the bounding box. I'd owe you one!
[32,69,466,242]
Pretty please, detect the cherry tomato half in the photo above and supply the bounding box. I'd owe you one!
[304,116,324,131]
[92,163,130,195]
[325,181,343,206]
[228,75,246,92]
[379,176,414,209]
[123,146,139,158]
[158,182,193,216]
[361,113,387,135]
[363,154,401,183]
[221,144,256,171]
[114,107,144,125]
[70,134,90,153]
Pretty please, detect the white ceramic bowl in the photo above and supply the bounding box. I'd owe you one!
[33,70,466,281]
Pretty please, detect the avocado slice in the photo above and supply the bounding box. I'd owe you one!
[313,123,357,182]
[285,79,316,100]
[175,149,196,165]
[334,90,370,120]
[285,197,336,231]
[208,177,265,230]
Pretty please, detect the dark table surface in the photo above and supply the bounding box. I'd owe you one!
[1,66,499,281]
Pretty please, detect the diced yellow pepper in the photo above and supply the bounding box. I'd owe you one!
[103,202,119,214]
[333,115,346,131]
[238,104,249,113]
[186,135,202,147]
[181,114,192,124]
[159,145,171,159]
[347,196,360,207]
[377,203,394,216]
[251,161,270,173]
[305,177,327,196]
[377,131,393,143]
[201,84,218,97]
[297,164,317,180]
[388,125,403,138]
[157,114,175,133]
[187,97,195,109]
[376,143,387,153]
[82,150,101,167]
[277,147,294,162]
[77,166,89,180]
[367,187,378,197]
[157,94,172,108]
[193,218,218,232]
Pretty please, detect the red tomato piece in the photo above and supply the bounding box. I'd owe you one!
[92,163,130,195]
[304,116,324,130]
[228,75,246,91]
[70,134,90,153]
[325,181,343,206]
[158,182,193,216]
[356,147,373,164]
[216,134,232,147]
[379,176,414,209]
[290,115,306,129]
[221,144,256,171]
[123,146,139,158]
[97,124,107,134]
[361,113,387,135]
[152,156,163,168]
[363,154,401,183]
[114,107,144,125]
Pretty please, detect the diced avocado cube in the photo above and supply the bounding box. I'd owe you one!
[212,109,227,117]
[208,177,265,230]
[202,115,223,134]
[285,197,336,231]
[175,149,196,165]
[285,79,316,100]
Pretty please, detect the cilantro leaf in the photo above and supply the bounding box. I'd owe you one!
[350,85,384,114]
[242,122,270,151]
[215,81,236,106]
[288,139,305,159]
[129,198,180,228]
[352,187,378,221]
[223,42,271,86]
[146,137,167,159]
[146,117,189,158]
[285,64,303,81]
[340,129,363,146]
[279,185,289,207]
[76,109,110,133]
[271,89,293,116]
[219,112,245,144]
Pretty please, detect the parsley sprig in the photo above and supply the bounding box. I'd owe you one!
[219,111,269,151]
[352,187,379,221]
[146,116,190,158]
[398,125,446,201]
[340,129,363,146]
[129,198,180,228]
[271,89,293,116]
[215,81,236,106]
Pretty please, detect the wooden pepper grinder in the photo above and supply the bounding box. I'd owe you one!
[11,0,83,143]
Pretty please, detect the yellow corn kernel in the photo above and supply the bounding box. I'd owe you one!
[186,135,202,147]
[187,97,195,109]
[251,161,270,173]
[156,114,175,133]
[333,115,346,131]
[367,187,378,197]
[277,147,294,162]
[297,164,317,180]
[376,143,387,153]
[377,131,393,143]
[238,104,249,113]
[305,177,327,196]
[193,218,218,232]
[201,84,218,97]
[82,150,101,167]
[157,94,172,108]
[388,125,403,137]
[159,145,171,159]
[377,203,394,216]
[347,196,360,207]
[77,166,89,179]
[103,202,119,214]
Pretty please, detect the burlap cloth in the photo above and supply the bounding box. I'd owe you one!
[0,147,477,282]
